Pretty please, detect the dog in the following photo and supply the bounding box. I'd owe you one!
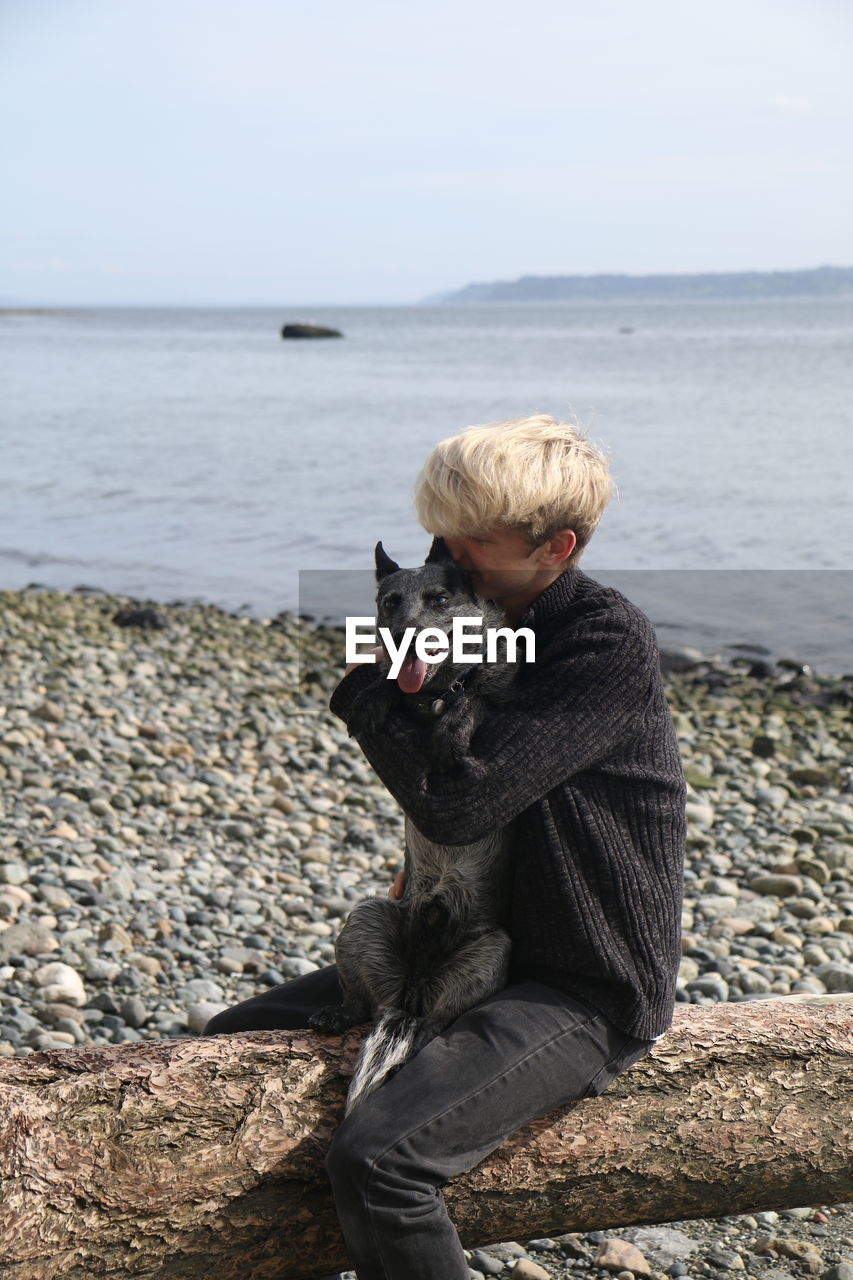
[310,537,521,1113]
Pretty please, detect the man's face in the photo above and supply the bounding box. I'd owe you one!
[441,527,562,608]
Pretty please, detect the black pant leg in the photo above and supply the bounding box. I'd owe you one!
[202,964,343,1034]
[325,981,652,1280]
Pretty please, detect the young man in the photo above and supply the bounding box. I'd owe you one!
[205,415,686,1280]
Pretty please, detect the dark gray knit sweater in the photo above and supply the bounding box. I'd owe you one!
[329,569,686,1040]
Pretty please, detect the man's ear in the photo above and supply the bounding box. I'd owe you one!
[540,529,577,566]
[375,541,400,581]
[425,536,454,565]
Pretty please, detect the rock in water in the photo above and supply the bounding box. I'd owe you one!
[113,605,167,630]
[281,322,343,338]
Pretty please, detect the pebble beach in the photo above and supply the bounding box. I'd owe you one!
[0,586,851,1280]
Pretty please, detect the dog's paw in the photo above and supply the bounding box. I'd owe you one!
[431,707,477,765]
[309,1004,365,1035]
[431,728,483,777]
[456,754,488,783]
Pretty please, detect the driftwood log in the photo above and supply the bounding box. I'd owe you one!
[0,996,851,1280]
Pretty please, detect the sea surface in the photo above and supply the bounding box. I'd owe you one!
[2,300,852,670]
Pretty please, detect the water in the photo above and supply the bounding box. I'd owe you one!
[2,300,852,670]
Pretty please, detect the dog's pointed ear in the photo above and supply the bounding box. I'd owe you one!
[375,541,400,581]
[425,536,454,565]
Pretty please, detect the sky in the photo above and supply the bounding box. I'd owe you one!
[2,0,852,304]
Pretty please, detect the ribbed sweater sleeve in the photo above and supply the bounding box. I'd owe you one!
[329,591,660,845]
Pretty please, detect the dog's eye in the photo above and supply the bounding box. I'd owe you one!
[380,593,400,612]
[432,593,449,606]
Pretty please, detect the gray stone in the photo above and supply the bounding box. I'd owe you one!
[28,1032,76,1050]
[179,978,224,1003]
[33,700,65,724]
[470,1250,505,1275]
[38,884,74,909]
[6,1009,39,1033]
[186,1001,227,1034]
[791,978,828,994]
[787,899,819,919]
[789,767,836,787]
[749,874,803,897]
[554,1235,593,1261]
[735,970,773,994]
[54,1017,86,1041]
[727,898,779,922]
[823,1265,853,1280]
[489,1244,528,1261]
[815,962,853,992]
[0,863,29,886]
[626,1229,702,1270]
[685,802,715,827]
[706,1247,745,1271]
[84,957,122,980]
[120,997,148,1028]
[660,648,705,673]
[279,956,319,978]
[795,856,831,886]
[0,922,58,958]
[111,1025,142,1042]
[698,896,740,917]
[686,974,729,1001]
[222,821,254,841]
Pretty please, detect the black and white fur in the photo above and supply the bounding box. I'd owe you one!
[310,538,520,1113]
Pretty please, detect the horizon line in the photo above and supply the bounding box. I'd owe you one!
[3,263,853,311]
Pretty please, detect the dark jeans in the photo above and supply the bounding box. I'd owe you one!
[204,967,652,1280]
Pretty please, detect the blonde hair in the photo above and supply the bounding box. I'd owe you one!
[414,414,614,564]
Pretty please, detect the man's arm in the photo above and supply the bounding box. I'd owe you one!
[330,601,660,845]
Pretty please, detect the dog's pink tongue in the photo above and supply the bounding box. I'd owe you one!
[397,654,428,694]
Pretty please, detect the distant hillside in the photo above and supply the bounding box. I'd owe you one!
[432,265,853,304]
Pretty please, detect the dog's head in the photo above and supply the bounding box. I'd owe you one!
[373,538,482,694]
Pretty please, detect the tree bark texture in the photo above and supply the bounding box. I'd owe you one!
[0,996,851,1280]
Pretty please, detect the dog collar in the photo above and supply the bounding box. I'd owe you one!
[427,665,479,717]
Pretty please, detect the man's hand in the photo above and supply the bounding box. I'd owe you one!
[346,644,384,677]
[388,870,406,900]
